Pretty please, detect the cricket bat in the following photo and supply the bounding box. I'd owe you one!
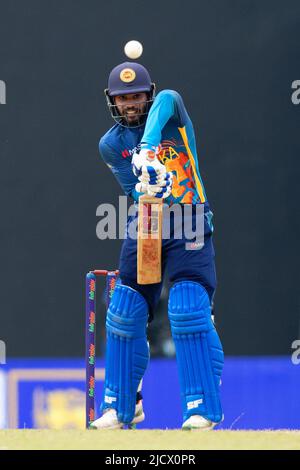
[137,194,163,284]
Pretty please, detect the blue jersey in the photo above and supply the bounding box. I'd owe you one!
[99,89,208,206]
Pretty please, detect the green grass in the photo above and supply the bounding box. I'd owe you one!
[0,430,299,450]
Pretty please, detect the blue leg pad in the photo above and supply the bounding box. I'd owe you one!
[169,281,224,423]
[101,284,149,423]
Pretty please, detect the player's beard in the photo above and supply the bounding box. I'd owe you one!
[125,109,139,124]
[123,104,146,125]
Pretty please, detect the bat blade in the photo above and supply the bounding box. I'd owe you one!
[137,194,162,284]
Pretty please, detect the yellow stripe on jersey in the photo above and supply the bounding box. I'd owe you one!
[178,126,206,203]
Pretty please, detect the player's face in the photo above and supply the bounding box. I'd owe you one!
[114,92,148,125]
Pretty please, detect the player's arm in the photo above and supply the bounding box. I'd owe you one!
[130,90,185,199]
[141,89,205,203]
[141,89,190,148]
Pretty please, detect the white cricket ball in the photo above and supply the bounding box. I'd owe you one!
[124,40,143,60]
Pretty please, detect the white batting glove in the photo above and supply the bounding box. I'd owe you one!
[135,171,173,199]
[132,144,165,183]
[132,144,173,199]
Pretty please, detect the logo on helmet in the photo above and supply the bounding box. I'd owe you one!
[120,68,136,83]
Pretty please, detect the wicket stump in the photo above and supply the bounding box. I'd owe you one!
[85,269,119,429]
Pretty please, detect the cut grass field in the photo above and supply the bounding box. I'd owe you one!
[0,430,299,450]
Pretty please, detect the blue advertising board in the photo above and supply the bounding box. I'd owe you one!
[1,357,299,429]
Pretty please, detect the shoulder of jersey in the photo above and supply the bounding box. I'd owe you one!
[100,123,123,147]
[156,89,180,99]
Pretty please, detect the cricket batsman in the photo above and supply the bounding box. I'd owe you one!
[91,61,224,430]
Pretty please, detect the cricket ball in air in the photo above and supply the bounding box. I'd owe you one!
[124,40,143,59]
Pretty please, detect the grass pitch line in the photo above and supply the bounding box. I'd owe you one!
[0,430,299,450]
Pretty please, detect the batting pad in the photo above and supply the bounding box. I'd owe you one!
[169,281,224,423]
[101,284,149,423]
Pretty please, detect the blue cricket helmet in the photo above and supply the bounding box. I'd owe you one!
[104,62,156,127]
[108,62,153,96]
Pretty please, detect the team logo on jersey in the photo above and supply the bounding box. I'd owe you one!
[120,68,136,83]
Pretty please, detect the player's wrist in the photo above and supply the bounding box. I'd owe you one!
[140,143,156,152]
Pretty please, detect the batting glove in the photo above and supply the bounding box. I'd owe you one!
[131,144,165,181]
[135,171,173,199]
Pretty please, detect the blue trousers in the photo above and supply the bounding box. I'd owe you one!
[119,204,217,321]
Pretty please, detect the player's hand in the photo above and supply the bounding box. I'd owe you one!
[147,171,173,198]
[135,171,173,199]
[131,144,165,182]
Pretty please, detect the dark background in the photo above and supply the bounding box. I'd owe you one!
[0,0,299,357]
